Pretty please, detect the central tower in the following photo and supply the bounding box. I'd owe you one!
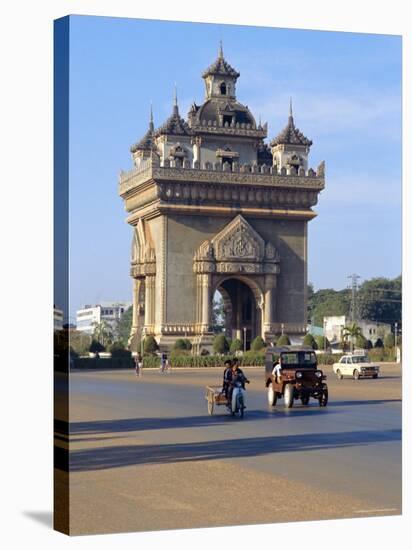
[119,45,325,353]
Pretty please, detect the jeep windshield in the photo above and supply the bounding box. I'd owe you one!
[280,352,317,368]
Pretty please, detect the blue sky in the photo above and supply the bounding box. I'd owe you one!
[67,16,401,320]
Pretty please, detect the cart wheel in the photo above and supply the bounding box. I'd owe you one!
[207,399,214,415]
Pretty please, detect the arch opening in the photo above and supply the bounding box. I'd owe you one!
[214,277,262,349]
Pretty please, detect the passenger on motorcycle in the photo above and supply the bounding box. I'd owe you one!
[222,359,233,400]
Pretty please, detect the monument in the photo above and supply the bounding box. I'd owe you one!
[119,44,325,352]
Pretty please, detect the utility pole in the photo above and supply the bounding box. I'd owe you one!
[348,274,361,324]
[394,322,398,362]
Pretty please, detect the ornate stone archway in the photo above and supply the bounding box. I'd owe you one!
[193,215,280,348]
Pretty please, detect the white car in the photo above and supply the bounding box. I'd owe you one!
[333,354,380,380]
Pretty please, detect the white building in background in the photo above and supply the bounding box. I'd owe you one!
[76,301,132,335]
[54,305,64,331]
[323,315,392,345]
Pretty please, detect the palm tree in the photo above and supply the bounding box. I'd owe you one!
[342,322,363,353]
[91,320,113,347]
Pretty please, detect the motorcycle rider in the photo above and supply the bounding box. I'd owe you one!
[228,361,250,411]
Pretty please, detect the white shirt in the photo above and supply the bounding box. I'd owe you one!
[272,363,282,377]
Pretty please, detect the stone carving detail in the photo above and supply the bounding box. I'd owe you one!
[213,215,264,262]
[193,215,280,275]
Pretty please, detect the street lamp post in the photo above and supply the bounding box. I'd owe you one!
[243,327,247,353]
[394,322,398,361]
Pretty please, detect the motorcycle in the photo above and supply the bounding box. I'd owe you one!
[229,379,249,418]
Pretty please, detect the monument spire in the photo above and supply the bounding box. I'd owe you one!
[289,97,293,119]
[149,101,154,131]
[173,83,179,115]
[219,40,224,58]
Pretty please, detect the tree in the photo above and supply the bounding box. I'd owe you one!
[143,336,159,354]
[91,320,114,347]
[315,335,330,351]
[384,333,395,348]
[251,336,266,351]
[213,334,229,354]
[277,334,291,346]
[115,305,133,345]
[302,333,318,349]
[342,322,363,353]
[230,338,243,353]
[308,288,350,327]
[211,293,225,332]
[358,276,401,325]
[355,334,368,349]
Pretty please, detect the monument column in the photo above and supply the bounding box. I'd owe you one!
[144,275,156,333]
[132,278,141,332]
[263,274,277,332]
[201,273,211,332]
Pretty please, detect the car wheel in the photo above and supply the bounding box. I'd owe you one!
[336,369,343,380]
[284,384,294,408]
[267,384,277,406]
[372,373,378,379]
[301,394,310,406]
[353,369,360,380]
[319,386,328,407]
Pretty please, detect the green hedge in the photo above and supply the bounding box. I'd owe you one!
[169,352,265,368]
[316,353,343,365]
[142,355,161,368]
[73,357,134,369]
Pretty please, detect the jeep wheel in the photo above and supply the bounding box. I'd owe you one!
[301,394,310,406]
[267,384,277,406]
[353,369,360,380]
[372,374,378,379]
[319,386,328,407]
[336,369,343,380]
[284,384,294,408]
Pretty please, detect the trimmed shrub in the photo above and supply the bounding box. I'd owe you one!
[173,338,192,351]
[384,333,395,348]
[230,338,243,353]
[213,334,229,354]
[251,336,266,351]
[89,340,105,353]
[144,336,159,354]
[110,341,132,358]
[277,334,291,346]
[302,333,318,349]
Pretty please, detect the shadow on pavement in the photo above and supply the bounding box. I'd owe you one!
[67,428,401,472]
[328,398,401,407]
[56,408,336,438]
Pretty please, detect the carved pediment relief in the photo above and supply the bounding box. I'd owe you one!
[194,215,280,275]
[212,215,265,262]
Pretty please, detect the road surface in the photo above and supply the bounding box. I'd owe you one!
[55,364,402,535]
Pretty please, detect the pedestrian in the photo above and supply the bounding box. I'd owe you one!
[135,352,143,377]
[160,352,167,373]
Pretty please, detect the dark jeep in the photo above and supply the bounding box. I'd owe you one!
[265,346,328,408]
